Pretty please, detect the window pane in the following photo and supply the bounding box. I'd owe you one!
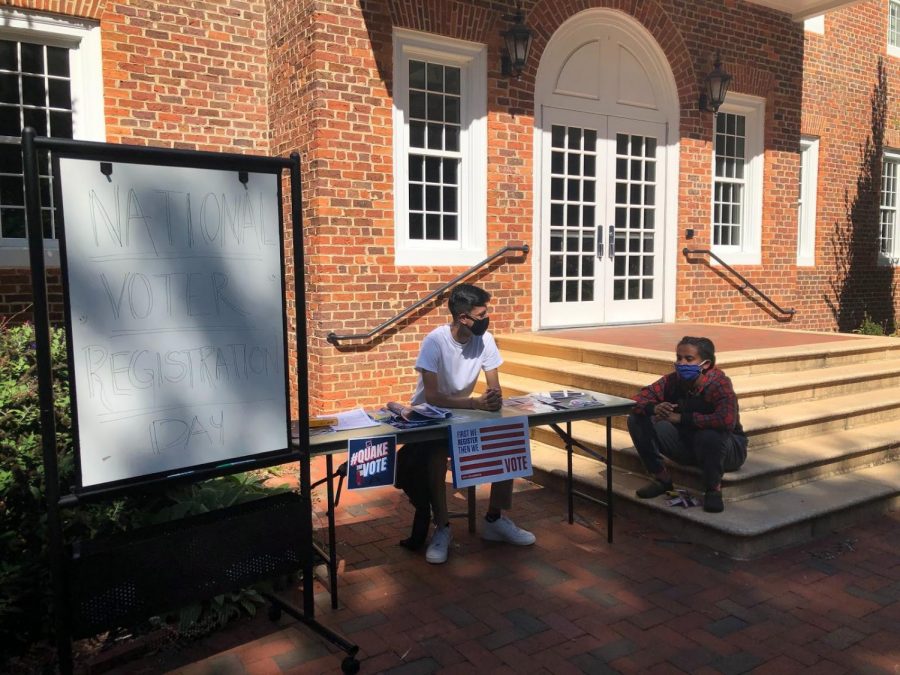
[1,207,26,238]
[0,41,16,70]
[20,43,43,74]
[409,212,423,239]
[409,60,426,89]
[0,73,18,104]
[50,111,72,138]
[22,75,44,106]
[47,46,69,77]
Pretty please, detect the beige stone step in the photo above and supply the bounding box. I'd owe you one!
[529,443,900,559]
[496,332,900,377]
[529,420,900,497]
[499,352,900,411]
[493,373,900,446]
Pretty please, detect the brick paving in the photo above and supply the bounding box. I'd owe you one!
[107,458,899,674]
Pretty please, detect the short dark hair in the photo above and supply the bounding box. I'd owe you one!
[678,336,716,367]
[448,283,491,319]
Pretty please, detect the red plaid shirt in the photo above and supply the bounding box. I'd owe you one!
[632,367,744,435]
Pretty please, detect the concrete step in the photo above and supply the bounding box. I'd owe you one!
[529,442,900,559]
[500,352,900,411]
[530,420,900,498]
[494,373,900,446]
[496,332,900,377]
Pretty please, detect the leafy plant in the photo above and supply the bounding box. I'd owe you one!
[853,312,886,335]
[0,322,292,658]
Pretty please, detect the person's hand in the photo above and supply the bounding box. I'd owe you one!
[653,402,679,422]
[475,387,503,411]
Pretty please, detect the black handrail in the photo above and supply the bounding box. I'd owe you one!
[326,244,530,345]
[682,248,796,317]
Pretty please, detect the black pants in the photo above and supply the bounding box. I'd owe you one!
[627,413,748,490]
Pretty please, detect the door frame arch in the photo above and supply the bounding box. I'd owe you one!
[531,8,681,329]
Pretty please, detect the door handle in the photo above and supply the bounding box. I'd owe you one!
[608,226,615,260]
[596,226,603,258]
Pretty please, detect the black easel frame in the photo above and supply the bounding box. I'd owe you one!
[21,128,358,673]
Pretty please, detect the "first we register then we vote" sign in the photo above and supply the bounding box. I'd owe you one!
[449,416,532,489]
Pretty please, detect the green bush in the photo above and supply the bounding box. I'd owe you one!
[853,312,886,336]
[0,322,290,659]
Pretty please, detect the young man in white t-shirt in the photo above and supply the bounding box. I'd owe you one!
[404,283,535,564]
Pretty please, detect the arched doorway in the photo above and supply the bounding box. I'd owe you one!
[533,9,680,328]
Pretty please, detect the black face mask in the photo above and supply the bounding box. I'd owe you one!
[468,315,490,336]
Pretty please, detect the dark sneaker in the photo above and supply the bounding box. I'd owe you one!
[635,479,673,499]
[703,490,724,513]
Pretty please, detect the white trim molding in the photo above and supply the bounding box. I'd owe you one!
[797,136,819,266]
[392,28,487,267]
[0,7,105,268]
[710,93,765,267]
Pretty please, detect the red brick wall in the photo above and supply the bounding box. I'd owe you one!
[0,0,270,325]
[7,0,900,414]
[270,0,808,412]
[800,1,899,333]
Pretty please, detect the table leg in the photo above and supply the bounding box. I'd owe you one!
[566,420,574,525]
[606,416,613,544]
[325,454,339,609]
[467,486,476,533]
[299,453,315,618]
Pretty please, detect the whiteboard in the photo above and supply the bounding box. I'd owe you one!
[58,158,289,488]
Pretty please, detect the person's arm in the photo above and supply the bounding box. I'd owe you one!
[632,374,669,417]
[682,373,737,431]
[421,370,501,411]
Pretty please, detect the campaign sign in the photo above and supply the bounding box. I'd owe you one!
[347,435,397,491]
[449,416,532,489]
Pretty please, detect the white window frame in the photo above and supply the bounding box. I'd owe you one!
[890,0,900,57]
[803,15,825,35]
[0,8,106,268]
[392,28,486,267]
[879,149,900,265]
[710,93,764,266]
[797,136,818,266]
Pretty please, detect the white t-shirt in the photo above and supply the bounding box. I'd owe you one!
[410,324,503,405]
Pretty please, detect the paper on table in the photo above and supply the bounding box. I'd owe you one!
[329,408,381,431]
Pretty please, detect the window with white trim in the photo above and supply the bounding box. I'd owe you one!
[711,94,764,265]
[890,0,900,56]
[797,136,818,266]
[0,9,105,267]
[803,15,824,35]
[879,150,900,264]
[393,29,486,266]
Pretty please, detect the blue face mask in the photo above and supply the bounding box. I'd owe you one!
[675,362,707,382]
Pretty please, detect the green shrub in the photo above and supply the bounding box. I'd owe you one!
[0,322,290,659]
[853,312,886,336]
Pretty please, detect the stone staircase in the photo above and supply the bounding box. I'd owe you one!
[490,331,900,559]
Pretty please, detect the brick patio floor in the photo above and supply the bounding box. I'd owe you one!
[107,456,899,675]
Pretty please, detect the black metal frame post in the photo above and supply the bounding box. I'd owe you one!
[23,128,73,674]
[20,135,359,672]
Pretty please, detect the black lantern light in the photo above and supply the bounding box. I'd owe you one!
[699,53,732,114]
[501,4,533,77]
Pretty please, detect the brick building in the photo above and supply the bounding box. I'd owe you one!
[0,0,897,413]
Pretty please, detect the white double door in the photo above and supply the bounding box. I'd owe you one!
[539,107,666,328]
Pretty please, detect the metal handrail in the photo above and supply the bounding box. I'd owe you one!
[326,244,530,345]
[682,248,795,317]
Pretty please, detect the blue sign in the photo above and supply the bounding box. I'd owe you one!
[347,435,397,490]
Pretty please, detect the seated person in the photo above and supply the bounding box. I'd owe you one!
[627,336,748,513]
[395,283,535,564]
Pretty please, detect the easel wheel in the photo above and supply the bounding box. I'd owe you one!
[267,604,282,622]
[341,656,360,673]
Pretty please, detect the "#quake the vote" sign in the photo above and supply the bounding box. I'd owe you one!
[347,435,397,490]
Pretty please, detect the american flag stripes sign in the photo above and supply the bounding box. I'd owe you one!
[449,416,532,489]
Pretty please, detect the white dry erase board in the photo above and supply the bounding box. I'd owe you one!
[58,158,289,488]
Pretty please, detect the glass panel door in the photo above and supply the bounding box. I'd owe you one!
[539,108,605,327]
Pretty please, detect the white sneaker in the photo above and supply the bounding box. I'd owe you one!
[481,515,536,546]
[425,525,452,564]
